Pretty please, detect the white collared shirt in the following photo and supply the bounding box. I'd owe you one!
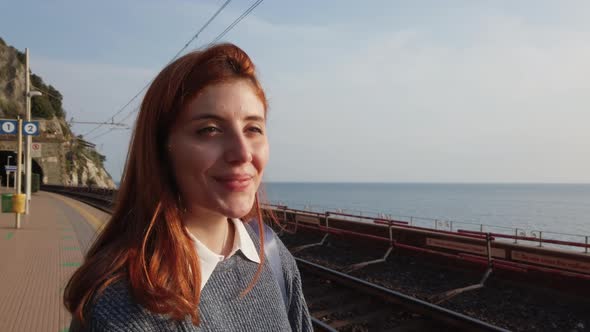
[186,218,261,291]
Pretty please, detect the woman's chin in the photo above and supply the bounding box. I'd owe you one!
[222,210,248,219]
[217,199,255,219]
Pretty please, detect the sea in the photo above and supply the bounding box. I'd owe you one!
[113,181,589,248]
[264,183,590,249]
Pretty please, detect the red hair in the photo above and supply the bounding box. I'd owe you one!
[64,43,270,326]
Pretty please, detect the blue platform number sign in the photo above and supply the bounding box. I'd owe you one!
[23,121,39,136]
[0,120,18,135]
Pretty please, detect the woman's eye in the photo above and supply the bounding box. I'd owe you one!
[248,126,264,134]
[197,127,221,136]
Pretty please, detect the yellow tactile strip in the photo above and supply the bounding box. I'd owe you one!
[0,191,108,332]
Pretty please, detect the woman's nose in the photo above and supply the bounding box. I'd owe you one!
[223,132,253,164]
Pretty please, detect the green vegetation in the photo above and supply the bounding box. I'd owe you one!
[31,96,55,119]
[30,74,65,119]
[60,121,72,139]
[1,39,66,119]
[81,146,107,169]
[77,164,84,184]
[65,151,74,174]
[15,49,25,65]
[46,85,64,117]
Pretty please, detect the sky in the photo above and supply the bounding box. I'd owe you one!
[1,0,589,183]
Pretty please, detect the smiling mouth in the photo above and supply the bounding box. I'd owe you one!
[213,176,253,192]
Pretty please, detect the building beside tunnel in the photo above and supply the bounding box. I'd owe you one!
[0,138,61,186]
[0,119,115,188]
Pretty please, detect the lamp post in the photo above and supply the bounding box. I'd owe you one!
[24,48,42,215]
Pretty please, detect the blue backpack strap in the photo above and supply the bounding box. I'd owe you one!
[248,220,288,309]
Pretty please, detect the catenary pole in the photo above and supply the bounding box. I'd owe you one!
[15,117,22,228]
[24,48,32,214]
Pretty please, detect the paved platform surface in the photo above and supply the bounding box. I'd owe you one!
[0,188,109,332]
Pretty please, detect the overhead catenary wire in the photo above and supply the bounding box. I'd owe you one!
[69,119,126,126]
[87,0,265,141]
[168,0,234,65]
[86,127,129,141]
[86,128,114,141]
[208,0,263,46]
[87,105,139,140]
[119,0,264,124]
[118,105,139,124]
[30,85,130,130]
[81,0,233,138]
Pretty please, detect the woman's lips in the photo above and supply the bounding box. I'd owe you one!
[214,176,253,191]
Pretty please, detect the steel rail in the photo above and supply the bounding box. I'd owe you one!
[297,258,509,332]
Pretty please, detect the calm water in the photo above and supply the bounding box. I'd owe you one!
[264,183,590,244]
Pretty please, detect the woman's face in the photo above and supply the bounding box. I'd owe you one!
[167,80,269,219]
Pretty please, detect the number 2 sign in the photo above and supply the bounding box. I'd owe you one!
[23,121,40,136]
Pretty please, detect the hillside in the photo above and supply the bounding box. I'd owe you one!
[0,37,115,188]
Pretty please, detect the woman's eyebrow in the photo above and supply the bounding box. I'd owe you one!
[191,114,224,122]
[244,115,265,122]
[190,114,265,122]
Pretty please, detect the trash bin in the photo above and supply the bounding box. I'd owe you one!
[2,194,13,213]
[12,194,26,214]
[32,173,40,193]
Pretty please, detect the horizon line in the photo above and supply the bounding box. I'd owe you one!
[260,181,590,185]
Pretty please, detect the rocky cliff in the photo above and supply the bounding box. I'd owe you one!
[0,37,115,188]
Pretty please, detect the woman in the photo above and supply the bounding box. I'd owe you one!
[64,43,313,331]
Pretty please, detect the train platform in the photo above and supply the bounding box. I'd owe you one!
[1,185,589,331]
[0,188,109,332]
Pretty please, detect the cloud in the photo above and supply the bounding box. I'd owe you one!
[237,12,590,182]
[27,3,590,183]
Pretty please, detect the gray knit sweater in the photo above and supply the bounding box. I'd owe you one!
[72,226,313,331]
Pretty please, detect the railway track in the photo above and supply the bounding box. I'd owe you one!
[44,187,509,331]
[299,258,508,332]
[43,186,114,213]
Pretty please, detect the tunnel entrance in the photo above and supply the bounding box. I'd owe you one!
[0,150,44,188]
